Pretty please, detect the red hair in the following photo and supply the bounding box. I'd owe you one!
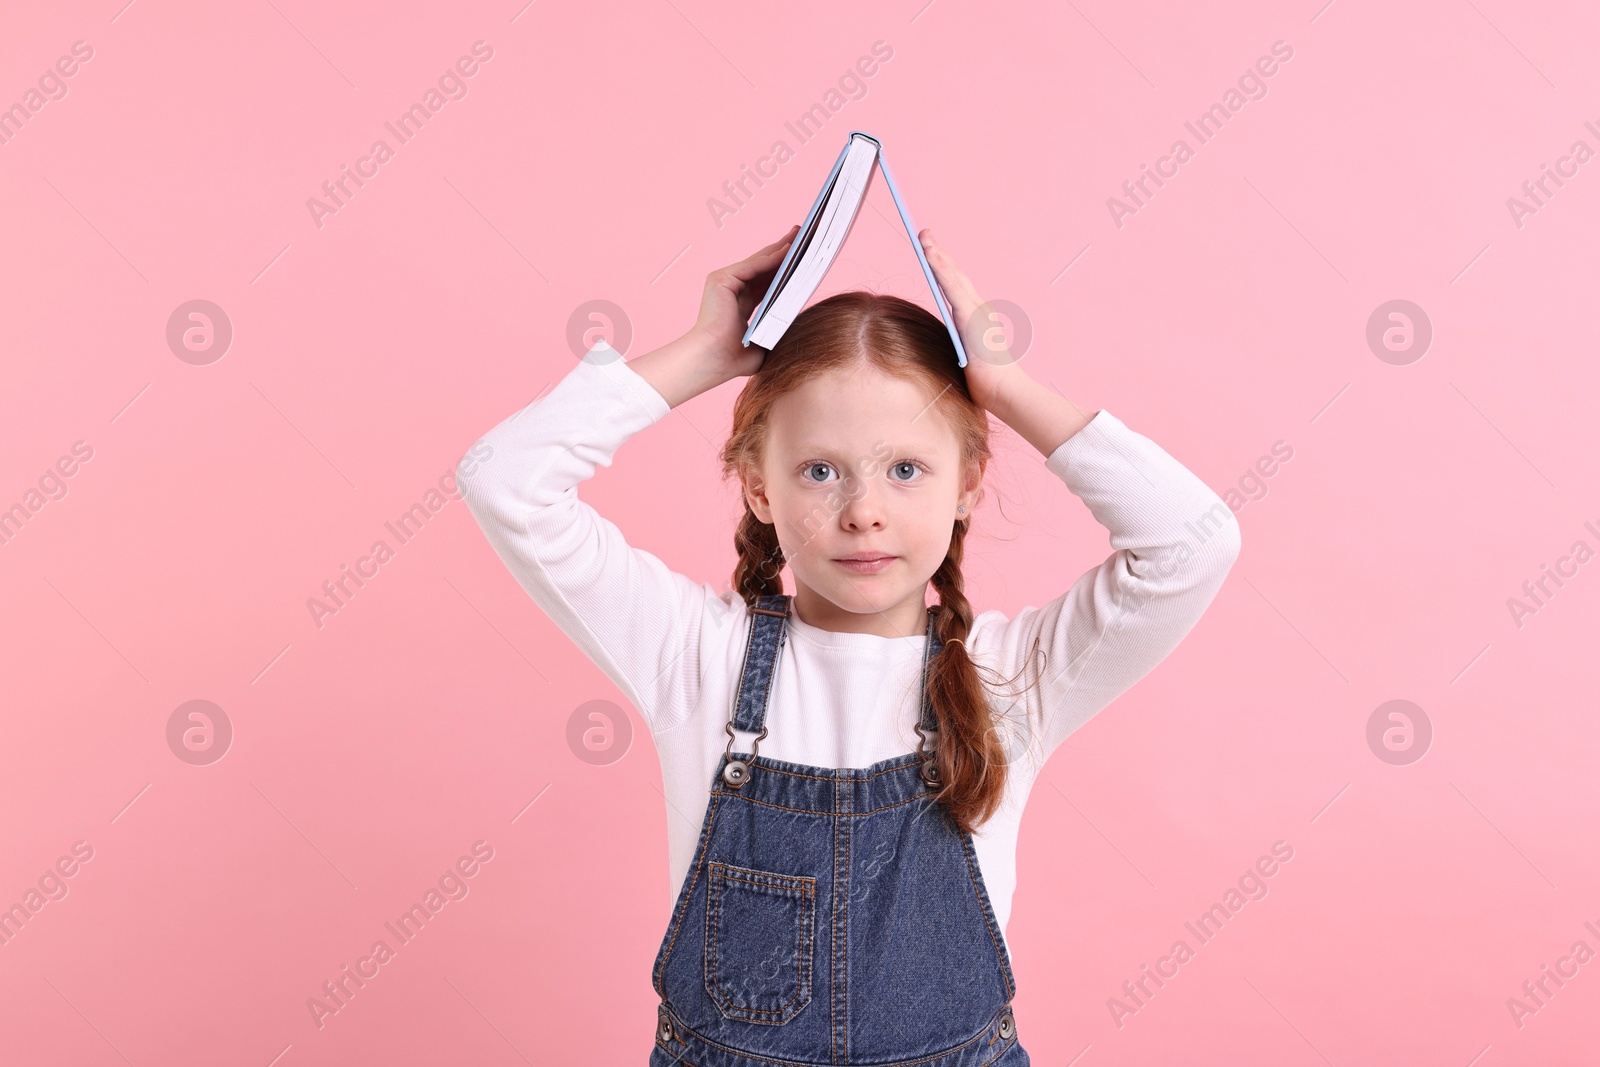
[720,291,1041,834]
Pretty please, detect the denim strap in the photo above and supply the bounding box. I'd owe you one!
[728,593,940,741]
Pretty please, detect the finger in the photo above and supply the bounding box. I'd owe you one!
[728,230,798,279]
[920,231,951,276]
[920,229,955,277]
[761,224,801,255]
[920,231,982,313]
[737,261,784,315]
[745,225,801,261]
[921,229,960,271]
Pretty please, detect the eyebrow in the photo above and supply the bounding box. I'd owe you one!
[790,441,942,455]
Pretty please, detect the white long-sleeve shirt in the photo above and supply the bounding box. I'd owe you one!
[459,347,1241,938]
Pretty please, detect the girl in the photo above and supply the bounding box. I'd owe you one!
[460,225,1240,1065]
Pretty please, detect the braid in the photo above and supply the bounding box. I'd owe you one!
[731,507,784,606]
[925,517,1009,836]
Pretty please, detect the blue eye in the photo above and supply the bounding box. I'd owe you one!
[802,463,837,484]
[799,459,926,485]
[889,461,922,482]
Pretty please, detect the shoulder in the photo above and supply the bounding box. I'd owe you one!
[966,607,1036,668]
[704,589,752,632]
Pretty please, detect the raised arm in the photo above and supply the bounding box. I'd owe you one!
[974,405,1241,761]
[457,351,726,731]
[918,228,1241,761]
[457,227,801,732]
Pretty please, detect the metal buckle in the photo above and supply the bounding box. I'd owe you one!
[720,598,786,787]
[722,719,767,788]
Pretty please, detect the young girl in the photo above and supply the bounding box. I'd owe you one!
[460,225,1240,1066]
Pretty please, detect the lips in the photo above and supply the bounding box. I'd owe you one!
[833,554,896,574]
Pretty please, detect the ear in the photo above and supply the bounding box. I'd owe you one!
[742,469,774,525]
[958,457,986,514]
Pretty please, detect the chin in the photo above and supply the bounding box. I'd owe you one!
[833,584,908,611]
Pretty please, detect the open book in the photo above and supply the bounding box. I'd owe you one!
[741,131,969,367]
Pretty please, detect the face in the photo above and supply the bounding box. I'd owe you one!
[742,361,981,639]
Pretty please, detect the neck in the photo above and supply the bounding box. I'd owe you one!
[790,583,930,640]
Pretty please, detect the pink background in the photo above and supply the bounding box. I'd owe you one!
[3,1,1598,1063]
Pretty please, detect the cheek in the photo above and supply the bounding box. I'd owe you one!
[759,487,797,528]
[911,511,959,557]
[768,496,833,557]
[910,533,950,567]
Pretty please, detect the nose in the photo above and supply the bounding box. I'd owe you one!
[838,475,886,532]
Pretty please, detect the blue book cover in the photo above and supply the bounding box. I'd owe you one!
[741,131,969,367]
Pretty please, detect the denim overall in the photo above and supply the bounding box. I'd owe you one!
[650,594,1027,1066]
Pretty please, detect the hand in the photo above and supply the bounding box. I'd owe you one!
[683,224,801,384]
[918,228,1028,414]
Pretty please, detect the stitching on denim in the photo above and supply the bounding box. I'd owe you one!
[715,869,815,897]
[749,759,923,783]
[838,770,852,1062]
[650,1039,699,1067]
[978,1037,1015,1066]
[658,1007,1008,1067]
[732,602,765,732]
[958,831,1015,1001]
[705,862,814,1023]
[708,863,808,1019]
[751,596,785,734]
[799,866,816,1022]
[710,870,812,1023]
[655,792,723,995]
[714,790,926,818]
[838,777,851,1067]
[709,865,804,1020]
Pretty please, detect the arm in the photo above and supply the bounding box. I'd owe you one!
[917,229,1240,760]
[976,401,1241,761]
[458,226,801,731]
[457,349,730,732]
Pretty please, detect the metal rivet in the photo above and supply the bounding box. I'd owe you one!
[658,1016,674,1042]
[722,759,750,788]
[998,1009,1015,1040]
[920,758,941,787]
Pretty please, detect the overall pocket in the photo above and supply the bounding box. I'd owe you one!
[704,862,816,1024]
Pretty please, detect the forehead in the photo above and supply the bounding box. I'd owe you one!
[766,365,958,454]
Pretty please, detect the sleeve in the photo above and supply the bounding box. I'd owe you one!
[973,409,1242,764]
[456,346,737,733]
